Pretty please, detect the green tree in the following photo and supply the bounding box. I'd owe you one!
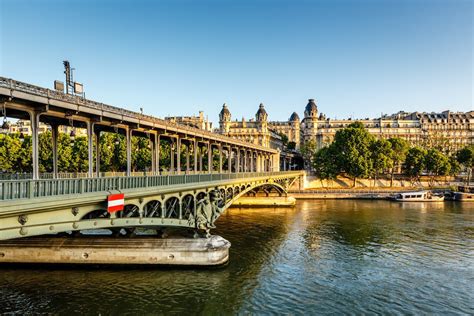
[388,137,409,186]
[312,144,339,186]
[456,145,474,184]
[132,135,152,172]
[39,131,53,172]
[57,133,73,172]
[287,141,296,150]
[424,148,450,184]
[370,139,393,186]
[71,136,89,172]
[332,122,375,187]
[300,139,318,170]
[404,147,427,183]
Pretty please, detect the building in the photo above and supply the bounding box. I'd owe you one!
[216,99,473,154]
[218,103,284,150]
[165,111,213,132]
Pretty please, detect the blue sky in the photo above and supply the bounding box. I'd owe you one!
[0,0,472,123]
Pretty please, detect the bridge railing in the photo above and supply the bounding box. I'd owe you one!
[0,171,303,201]
[0,77,276,154]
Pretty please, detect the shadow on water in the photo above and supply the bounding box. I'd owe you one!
[1,201,473,314]
[0,207,298,315]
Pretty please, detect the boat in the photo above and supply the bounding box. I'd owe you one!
[392,191,444,202]
[450,186,474,202]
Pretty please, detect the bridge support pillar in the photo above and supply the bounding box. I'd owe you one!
[207,143,212,174]
[176,138,181,174]
[193,140,198,173]
[250,151,254,172]
[170,139,175,173]
[30,111,40,180]
[51,123,59,179]
[87,122,94,177]
[228,147,232,173]
[126,128,132,176]
[185,141,190,173]
[156,134,161,174]
[95,130,101,176]
[236,148,240,173]
[219,144,223,173]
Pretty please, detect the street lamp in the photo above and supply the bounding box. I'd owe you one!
[19,133,25,143]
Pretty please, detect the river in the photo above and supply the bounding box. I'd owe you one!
[1,200,473,314]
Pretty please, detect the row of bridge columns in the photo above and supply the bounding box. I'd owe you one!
[26,111,276,180]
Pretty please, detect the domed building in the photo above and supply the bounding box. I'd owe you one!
[214,99,473,158]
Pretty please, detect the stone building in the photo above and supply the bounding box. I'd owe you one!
[218,103,284,150]
[216,99,473,154]
[164,111,213,132]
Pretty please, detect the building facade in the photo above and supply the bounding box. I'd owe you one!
[216,99,473,154]
[164,111,213,132]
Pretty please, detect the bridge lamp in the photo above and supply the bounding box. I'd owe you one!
[69,129,76,145]
[1,119,9,130]
[1,104,9,130]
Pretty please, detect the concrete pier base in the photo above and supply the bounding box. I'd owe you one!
[0,235,230,266]
[232,196,296,207]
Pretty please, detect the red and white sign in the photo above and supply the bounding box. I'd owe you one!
[107,193,125,213]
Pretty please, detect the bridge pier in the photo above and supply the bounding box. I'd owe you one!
[0,235,231,266]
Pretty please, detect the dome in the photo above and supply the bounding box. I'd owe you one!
[304,99,318,118]
[219,103,231,121]
[289,112,300,121]
[256,103,268,121]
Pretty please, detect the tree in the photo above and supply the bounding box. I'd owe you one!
[39,131,53,172]
[370,139,393,186]
[456,145,474,184]
[287,141,296,151]
[70,136,89,172]
[132,135,152,172]
[332,122,375,187]
[312,144,339,186]
[57,133,73,172]
[404,147,426,183]
[388,137,409,186]
[300,139,318,171]
[424,148,450,184]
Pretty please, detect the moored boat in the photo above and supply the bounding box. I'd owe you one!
[451,186,474,201]
[392,190,444,202]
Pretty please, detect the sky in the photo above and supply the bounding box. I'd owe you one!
[0,0,472,124]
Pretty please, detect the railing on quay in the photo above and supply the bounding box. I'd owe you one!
[0,171,303,201]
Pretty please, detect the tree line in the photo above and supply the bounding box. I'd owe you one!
[303,122,473,186]
[0,131,172,174]
[0,131,236,174]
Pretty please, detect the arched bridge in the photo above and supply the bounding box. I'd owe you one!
[0,171,303,240]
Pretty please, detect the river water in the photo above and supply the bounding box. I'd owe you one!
[1,200,473,314]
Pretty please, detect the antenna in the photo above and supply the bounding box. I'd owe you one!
[60,60,84,98]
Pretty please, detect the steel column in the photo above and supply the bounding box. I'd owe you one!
[87,122,93,177]
[51,124,58,179]
[176,137,181,175]
[30,111,40,180]
[126,128,132,176]
[95,130,101,177]
[207,143,212,174]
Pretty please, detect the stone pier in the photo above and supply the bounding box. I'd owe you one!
[0,235,230,266]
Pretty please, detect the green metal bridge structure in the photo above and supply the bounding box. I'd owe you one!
[0,171,303,240]
[0,77,304,241]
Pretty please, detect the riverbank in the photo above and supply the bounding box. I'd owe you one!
[288,188,451,200]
